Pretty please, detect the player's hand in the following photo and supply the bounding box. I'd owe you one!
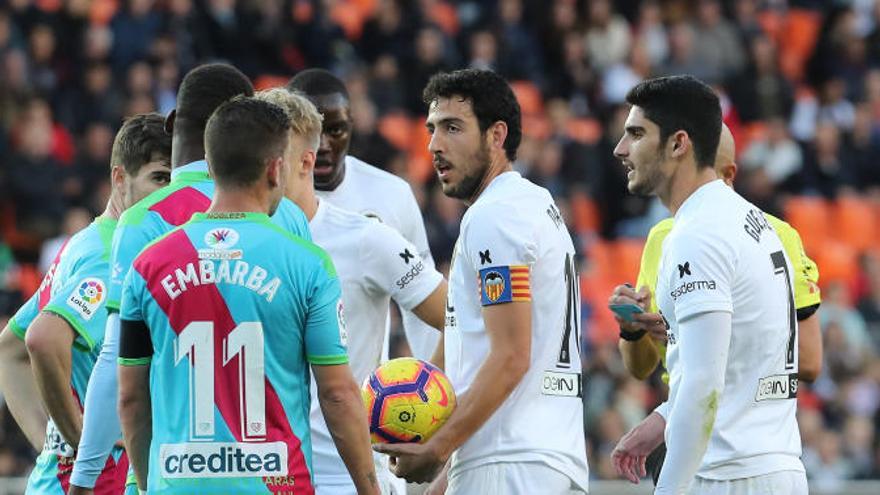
[631,311,669,342]
[611,412,666,484]
[373,441,446,483]
[608,284,649,333]
[67,484,94,495]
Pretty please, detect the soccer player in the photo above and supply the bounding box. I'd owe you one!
[255,88,448,495]
[612,75,807,494]
[374,69,589,494]
[287,70,441,362]
[71,64,312,494]
[117,97,378,494]
[610,124,823,485]
[0,113,172,494]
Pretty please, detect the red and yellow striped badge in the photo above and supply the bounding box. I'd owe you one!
[478,265,531,306]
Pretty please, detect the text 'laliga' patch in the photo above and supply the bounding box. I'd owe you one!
[66,277,106,321]
[478,265,530,306]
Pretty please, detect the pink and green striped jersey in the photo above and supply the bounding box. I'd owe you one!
[9,217,129,494]
[119,212,347,494]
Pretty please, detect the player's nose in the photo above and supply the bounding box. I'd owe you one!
[613,136,629,160]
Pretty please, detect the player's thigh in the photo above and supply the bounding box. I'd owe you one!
[447,462,584,495]
[688,471,808,495]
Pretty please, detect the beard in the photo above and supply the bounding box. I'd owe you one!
[628,149,666,196]
[440,142,492,200]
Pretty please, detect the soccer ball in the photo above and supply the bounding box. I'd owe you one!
[362,357,456,444]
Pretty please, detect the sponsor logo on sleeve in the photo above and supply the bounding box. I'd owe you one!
[399,249,414,264]
[669,279,716,301]
[677,262,691,278]
[43,419,75,458]
[336,300,348,346]
[396,260,425,289]
[159,442,287,478]
[755,373,799,402]
[66,277,106,320]
[478,249,492,265]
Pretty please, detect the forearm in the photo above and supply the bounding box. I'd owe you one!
[30,349,82,449]
[797,313,822,382]
[0,329,46,450]
[119,394,151,490]
[428,349,527,458]
[72,313,122,488]
[430,331,444,371]
[656,312,730,494]
[319,383,379,495]
[619,336,660,380]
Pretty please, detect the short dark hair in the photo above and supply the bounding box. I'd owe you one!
[204,97,291,188]
[176,63,254,136]
[625,75,721,168]
[286,69,349,99]
[111,113,171,175]
[423,69,521,161]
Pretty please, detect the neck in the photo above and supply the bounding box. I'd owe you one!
[465,157,513,206]
[658,161,718,216]
[171,135,205,169]
[102,190,126,220]
[207,186,272,215]
[289,185,319,221]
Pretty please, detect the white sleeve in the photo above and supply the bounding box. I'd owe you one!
[656,310,732,495]
[362,222,443,312]
[654,401,670,420]
[396,187,442,359]
[462,204,537,274]
[664,229,735,321]
[71,313,122,488]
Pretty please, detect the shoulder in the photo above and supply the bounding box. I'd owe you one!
[259,220,338,278]
[347,155,414,195]
[647,218,674,242]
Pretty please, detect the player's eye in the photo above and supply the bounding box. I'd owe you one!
[153,172,170,185]
[326,125,347,137]
[447,124,460,133]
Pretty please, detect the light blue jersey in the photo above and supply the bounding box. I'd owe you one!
[10,217,129,494]
[119,212,346,494]
[73,161,312,488]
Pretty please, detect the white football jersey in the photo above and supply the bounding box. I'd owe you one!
[656,180,804,480]
[316,155,439,360]
[444,172,589,490]
[308,199,443,486]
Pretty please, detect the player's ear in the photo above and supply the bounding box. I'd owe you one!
[164,110,176,135]
[266,156,283,189]
[670,130,689,159]
[110,164,126,189]
[488,120,508,154]
[301,149,316,177]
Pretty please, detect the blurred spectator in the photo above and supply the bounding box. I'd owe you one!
[38,207,91,274]
[66,122,114,209]
[802,121,858,198]
[111,0,162,74]
[633,1,667,67]
[849,103,880,191]
[57,63,123,134]
[7,97,67,238]
[727,36,794,123]
[804,430,853,491]
[659,22,711,81]
[348,97,397,170]
[423,184,463,265]
[740,116,804,198]
[404,26,454,114]
[584,0,631,72]
[857,252,880,347]
[359,0,416,64]
[692,0,745,84]
[495,0,544,84]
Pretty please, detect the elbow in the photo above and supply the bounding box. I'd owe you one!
[798,360,822,383]
[24,325,55,360]
[0,327,27,361]
[318,380,360,409]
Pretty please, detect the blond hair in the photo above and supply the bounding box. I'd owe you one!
[254,87,322,149]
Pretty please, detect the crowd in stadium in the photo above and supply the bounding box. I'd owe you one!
[1,0,880,488]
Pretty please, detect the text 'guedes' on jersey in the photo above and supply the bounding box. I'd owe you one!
[120,212,346,494]
[10,217,129,494]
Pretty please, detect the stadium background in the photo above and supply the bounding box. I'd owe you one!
[0,0,879,493]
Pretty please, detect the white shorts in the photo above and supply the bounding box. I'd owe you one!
[447,462,586,495]
[315,468,405,495]
[688,470,808,495]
